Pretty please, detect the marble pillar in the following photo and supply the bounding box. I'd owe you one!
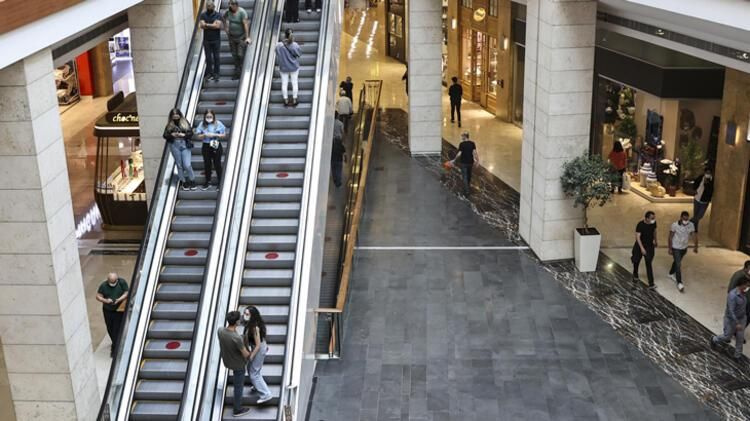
[518,0,597,261]
[407,0,442,155]
[0,49,99,421]
[128,0,195,202]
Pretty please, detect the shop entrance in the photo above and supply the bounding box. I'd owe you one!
[460,29,499,112]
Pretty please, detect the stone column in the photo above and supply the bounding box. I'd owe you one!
[128,0,195,202]
[407,0,442,155]
[518,0,596,261]
[0,49,98,421]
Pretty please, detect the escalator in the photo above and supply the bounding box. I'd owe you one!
[97,0,266,419]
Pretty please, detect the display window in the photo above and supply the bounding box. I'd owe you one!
[487,36,498,97]
[55,61,81,106]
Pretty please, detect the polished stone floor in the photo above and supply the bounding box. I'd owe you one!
[307,126,719,421]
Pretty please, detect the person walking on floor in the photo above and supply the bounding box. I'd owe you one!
[452,131,479,195]
[331,113,346,188]
[163,108,197,190]
[608,140,627,193]
[668,211,697,293]
[727,260,750,333]
[339,76,353,101]
[276,28,301,107]
[631,211,657,289]
[335,88,353,131]
[199,1,222,82]
[194,109,226,191]
[223,0,251,80]
[692,166,714,233]
[96,273,129,358]
[284,0,299,23]
[711,276,750,361]
[218,310,252,417]
[448,76,463,127]
[305,0,322,13]
[243,306,274,404]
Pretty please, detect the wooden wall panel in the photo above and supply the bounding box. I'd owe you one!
[0,0,84,35]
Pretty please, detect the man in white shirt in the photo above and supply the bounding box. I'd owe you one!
[668,210,698,292]
[335,89,353,130]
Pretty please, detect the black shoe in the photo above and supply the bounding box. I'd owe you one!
[181,182,190,191]
[632,276,640,283]
[233,407,251,417]
[450,119,454,123]
[189,181,198,191]
[458,122,462,128]
[283,98,290,107]
[292,98,299,107]
[648,284,657,290]
[733,354,743,362]
[201,183,210,191]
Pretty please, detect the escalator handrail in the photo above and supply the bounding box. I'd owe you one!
[197,0,286,419]
[96,1,210,420]
[280,0,341,415]
[179,0,276,419]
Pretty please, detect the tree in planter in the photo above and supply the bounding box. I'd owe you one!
[560,154,619,231]
[679,137,705,181]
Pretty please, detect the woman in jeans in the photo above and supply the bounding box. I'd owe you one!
[163,108,196,190]
[194,109,226,191]
[243,306,273,404]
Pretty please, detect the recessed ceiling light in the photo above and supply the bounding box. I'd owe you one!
[737,52,750,60]
[655,29,665,36]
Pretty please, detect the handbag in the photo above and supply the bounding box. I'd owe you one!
[209,139,220,150]
[622,172,631,190]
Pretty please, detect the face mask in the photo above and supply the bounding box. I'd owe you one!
[243,314,250,321]
[646,219,655,225]
[172,117,180,122]
[705,174,712,180]
[206,117,214,124]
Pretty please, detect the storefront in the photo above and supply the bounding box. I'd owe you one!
[385,0,407,63]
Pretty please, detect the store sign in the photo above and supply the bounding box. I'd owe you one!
[106,112,139,125]
[473,8,487,22]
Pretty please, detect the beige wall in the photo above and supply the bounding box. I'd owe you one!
[710,68,750,249]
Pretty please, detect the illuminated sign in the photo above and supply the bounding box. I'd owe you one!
[473,8,486,22]
[105,112,139,125]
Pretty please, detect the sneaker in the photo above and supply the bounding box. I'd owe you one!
[632,276,640,283]
[677,282,684,292]
[256,395,273,404]
[189,182,198,191]
[668,273,676,282]
[181,182,190,191]
[648,284,657,290]
[283,98,290,107]
[201,183,210,191]
[292,98,299,107]
[232,407,251,417]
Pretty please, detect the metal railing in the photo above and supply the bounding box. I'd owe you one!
[316,79,383,359]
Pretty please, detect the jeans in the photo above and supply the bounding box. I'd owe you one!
[305,0,322,9]
[203,40,221,78]
[631,244,655,286]
[169,139,195,183]
[102,308,123,355]
[331,159,343,187]
[340,113,351,131]
[247,343,273,400]
[232,368,246,413]
[450,101,461,123]
[713,317,746,357]
[693,199,709,232]
[228,35,246,75]
[669,248,687,283]
[201,143,223,185]
[280,70,299,100]
[285,0,299,22]
[459,162,473,193]
[614,169,625,192]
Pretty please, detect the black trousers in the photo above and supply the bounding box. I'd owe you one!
[202,143,223,184]
[103,308,124,353]
[631,244,655,285]
[285,0,299,22]
[203,40,221,78]
[306,0,322,9]
[450,101,461,123]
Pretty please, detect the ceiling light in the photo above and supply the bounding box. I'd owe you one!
[737,52,750,60]
[655,29,665,36]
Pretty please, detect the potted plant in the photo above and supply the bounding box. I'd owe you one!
[663,162,679,196]
[679,138,704,195]
[561,154,619,272]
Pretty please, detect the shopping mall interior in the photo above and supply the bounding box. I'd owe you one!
[2,0,750,420]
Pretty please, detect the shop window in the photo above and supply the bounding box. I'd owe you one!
[461,0,472,8]
[487,37,498,96]
[461,29,473,83]
[489,0,498,17]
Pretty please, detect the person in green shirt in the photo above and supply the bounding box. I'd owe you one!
[96,272,129,357]
[223,0,251,79]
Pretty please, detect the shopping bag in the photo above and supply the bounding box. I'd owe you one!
[622,172,631,190]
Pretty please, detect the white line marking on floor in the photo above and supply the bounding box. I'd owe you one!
[355,246,529,251]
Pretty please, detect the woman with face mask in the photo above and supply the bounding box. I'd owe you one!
[194,109,226,191]
[242,306,273,404]
[163,108,197,190]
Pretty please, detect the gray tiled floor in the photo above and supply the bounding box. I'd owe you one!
[307,138,719,421]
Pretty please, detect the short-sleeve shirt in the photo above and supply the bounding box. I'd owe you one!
[217,327,247,370]
[670,220,695,250]
[224,7,248,38]
[195,120,226,143]
[200,10,222,42]
[457,140,476,165]
[98,278,128,311]
[636,221,657,248]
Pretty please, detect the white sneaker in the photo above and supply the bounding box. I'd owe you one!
[256,395,273,404]
[677,282,684,292]
[668,273,676,282]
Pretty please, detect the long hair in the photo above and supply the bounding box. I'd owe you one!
[613,140,624,153]
[202,109,217,126]
[244,305,267,344]
[166,108,191,132]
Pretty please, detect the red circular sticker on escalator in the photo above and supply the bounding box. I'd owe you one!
[184,249,198,256]
[265,252,279,260]
[165,341,181,350]
[276,172,289,178]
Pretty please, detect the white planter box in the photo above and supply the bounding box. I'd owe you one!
[574,228,601,272]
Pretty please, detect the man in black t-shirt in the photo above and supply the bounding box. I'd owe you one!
[452,131,479,195]
[96,273,129,357]
[339,76,353,101]
[199,1,223,81]
[631,211,658,288]
[448,76,463,127]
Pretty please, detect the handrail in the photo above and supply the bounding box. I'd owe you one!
[178,0,270,418]
[96,1,210,419]
[318,79,383,359]
[197,0,284,419]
